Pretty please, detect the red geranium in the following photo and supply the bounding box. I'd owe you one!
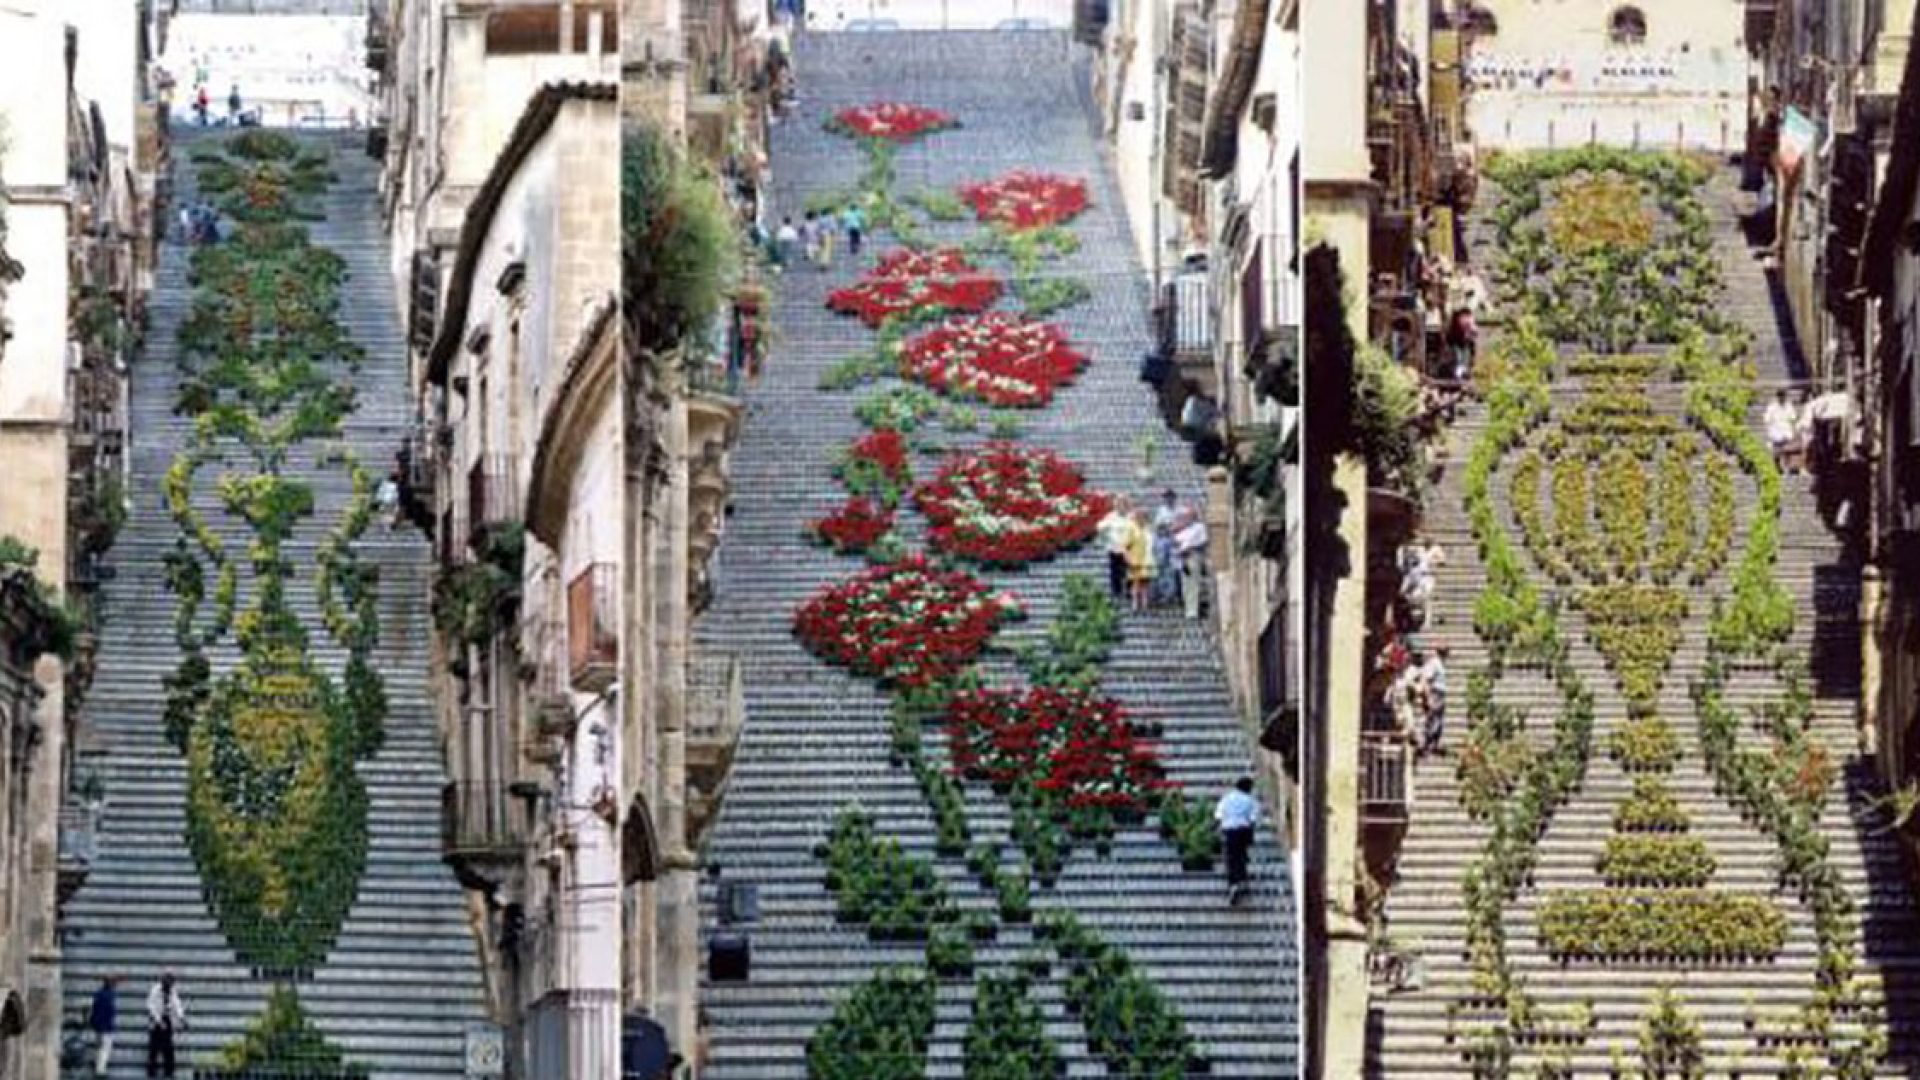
[914,443,1111,565]
[835,429,913,505]
[946,687,1167,812]
[827,248,1003,329]
[829,102,957,142]
[793,558,1023,687]
[900,312,1087,407]
[808,497,895,554]
[959,170,1090,230]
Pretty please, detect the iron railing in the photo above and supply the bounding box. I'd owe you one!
[1360,735,1411,824]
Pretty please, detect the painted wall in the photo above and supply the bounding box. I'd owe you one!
[1464,0,1749,152]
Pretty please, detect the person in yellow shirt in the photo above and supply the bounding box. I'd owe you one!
[1125,508,1156,613]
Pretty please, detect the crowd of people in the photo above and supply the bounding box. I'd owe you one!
[1095,490,1211,618]
[1366,536,1451,760]
[767,204,867,271]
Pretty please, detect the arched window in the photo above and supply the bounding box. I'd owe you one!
[1609,6,1648,46]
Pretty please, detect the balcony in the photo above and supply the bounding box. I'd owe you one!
[686,650,744,846]
[441,780,532,881]
[56,805,97,911]
[467,453,520,546]
[567,563,618,692]
[1360,735,1411,826]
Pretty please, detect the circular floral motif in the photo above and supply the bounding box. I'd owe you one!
[829,102,958,142]
[793,558,1023,687]
[959,170,1090,230]
[946,687,1167,811]
[901,312,1087,407]
[835,428,913,505]
[808,497,895,554]
[827,248,1002,328]
[914,443,1111,565]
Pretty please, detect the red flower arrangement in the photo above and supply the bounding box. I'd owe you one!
[792,558,1023,687]
[826,248,1003,329]
[959,170,1090,231]
[808,497,895,554]
[946,687,1168,812]
[828,102,958,142]
[834,428,913,505]
[914,443,1111,565]
[900,312,1087,407]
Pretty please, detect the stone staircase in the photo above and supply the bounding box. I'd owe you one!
[691,31,1298,1080]
[57,129,489,1078]
[1367,173,1920,1077]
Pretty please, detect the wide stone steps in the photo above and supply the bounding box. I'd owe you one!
[693,30,1295,1080]
[1367,170,1914,1077]
[58,128,487,1080]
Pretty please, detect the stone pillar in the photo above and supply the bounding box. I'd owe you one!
[1317,453,1371,1080]
[655,393,699,1057]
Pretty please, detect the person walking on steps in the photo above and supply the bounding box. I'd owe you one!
[89,976,118,1077]
[1215,777,1261,904]
[841,202,866,256]
[227,84,242,123]
[146,973,187,1078]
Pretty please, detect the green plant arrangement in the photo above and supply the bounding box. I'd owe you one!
[430,522,526,673]
[1438,147,1892,1073]
[1013,574,1121,691]
[1637,987,1706,1080]
[806,968,936,1080]
[795,104,1208,1079]
[0,535,83,660]
[1597,835,1717,887]
[164,132,378,1069]
[198,986,369,1079]
[1614,777,1690,833]
[1045,911,1207,1076]
[814,807,954,941]
[964,974,1062,1080]
[1537,890,1787,962]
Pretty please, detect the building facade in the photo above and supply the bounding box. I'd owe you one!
[370,3,630,1076]
[1464,0,1748,152]
[0,3,156,1074]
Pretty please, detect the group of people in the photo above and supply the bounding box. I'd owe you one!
[1397,536,1445,630]
[81,974,187,1078]
[1096,490,1210,617]
[190,83,245,127]
[176,201,222,247]
[1764,385,1852,479]
[771,205,866,270]
[1378,632,1451,759]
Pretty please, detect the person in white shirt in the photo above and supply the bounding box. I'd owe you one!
[1763,389,1797,473]
[1096,498,1136,601]
[1215,778,1261,904]
[1792,389,1815,476]
[1173,510,1210,620]
[146,974,187,1078]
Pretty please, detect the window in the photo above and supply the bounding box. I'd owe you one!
[1609,6,1648,46]
[485,3,619,56]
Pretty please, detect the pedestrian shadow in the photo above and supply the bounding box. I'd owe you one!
[1844,760,1920,1068]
